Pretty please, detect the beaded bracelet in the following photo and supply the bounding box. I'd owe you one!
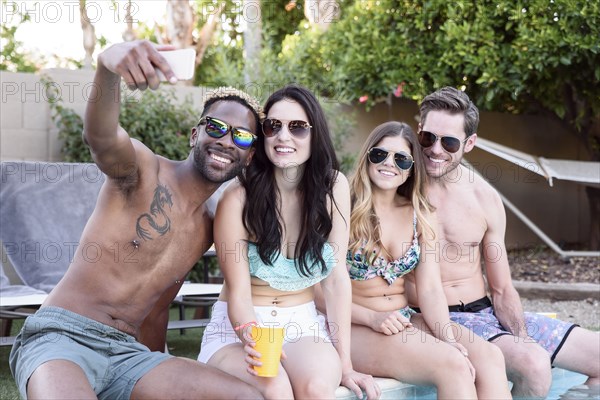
[233,321,258,331]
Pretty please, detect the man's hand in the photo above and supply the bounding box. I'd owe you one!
[369,310,413,335]
[97,40,177,91]
[341,369,381,400]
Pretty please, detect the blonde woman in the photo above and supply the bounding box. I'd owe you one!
[347,121,511,398]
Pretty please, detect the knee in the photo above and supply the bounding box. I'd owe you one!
[261,380,294,400]
[508,346,552,397]
[293,377,337,399]
[435,349,473,383]
[483,343,506,370]
[231,385,265,400]
[513,346,551,378]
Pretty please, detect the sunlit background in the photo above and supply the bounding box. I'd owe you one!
[9,1,168,67]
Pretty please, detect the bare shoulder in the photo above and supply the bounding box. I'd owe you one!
[470,170,503,211]
[463,167,506,234]
[217,179,246,210]
[330,171,350,206]
[454,165,501,207]
[332,170,350,195]
[329,171,350,221]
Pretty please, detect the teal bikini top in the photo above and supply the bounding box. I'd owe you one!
[346,212,420,285]
[248,242,335,291]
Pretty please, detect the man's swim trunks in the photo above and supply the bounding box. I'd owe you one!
[446,297,577,363]
[10,306,171,399]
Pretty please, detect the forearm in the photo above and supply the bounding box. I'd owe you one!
[418,290,456,342]
[227,296,259,343]
[492,286,528,337]
[84,61,122,151]
[323,276,354,372]
[350,302,379,328]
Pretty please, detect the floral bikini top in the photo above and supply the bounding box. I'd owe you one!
[346,212,420,285]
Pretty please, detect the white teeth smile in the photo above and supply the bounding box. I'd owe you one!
[379,170,396,177]
[275,147,295,153]
[429,156,445,164]
[210,153,232,164]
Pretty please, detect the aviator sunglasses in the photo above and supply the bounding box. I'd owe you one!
[262,118,312,138]
[418,130,469,154]
[368,147,414,170]
[199,116,257,150]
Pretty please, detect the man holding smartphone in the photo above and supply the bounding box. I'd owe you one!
[10,40,264,400]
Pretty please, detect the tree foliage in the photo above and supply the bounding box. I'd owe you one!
[0,1,39,72]
[54,88,195,163]
[277,0,600,157]
[260,0,306,54]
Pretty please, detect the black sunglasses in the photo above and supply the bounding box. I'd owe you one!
[368,147,414,170]
[418,130,469,154]
[199,116,257,150]
[262,118,312,138]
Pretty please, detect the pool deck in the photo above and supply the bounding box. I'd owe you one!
[334,368,590,399]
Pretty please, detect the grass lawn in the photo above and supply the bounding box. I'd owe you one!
[0,307,205,400]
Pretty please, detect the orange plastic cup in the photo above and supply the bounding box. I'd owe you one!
[251,326,285,377]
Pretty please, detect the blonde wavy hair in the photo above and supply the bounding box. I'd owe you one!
[349,121,435,262]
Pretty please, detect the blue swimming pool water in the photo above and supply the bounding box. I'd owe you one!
[410,368,597,400]
[547,368,598,400]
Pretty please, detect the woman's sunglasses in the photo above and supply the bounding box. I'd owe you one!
[418,130,469,154]
[262,118,312,138]
[199,116,257,150]
[367,147,414,170]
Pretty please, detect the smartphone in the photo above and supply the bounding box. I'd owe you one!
[156,48,196,81]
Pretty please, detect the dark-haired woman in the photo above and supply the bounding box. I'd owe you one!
[198,85,379,400]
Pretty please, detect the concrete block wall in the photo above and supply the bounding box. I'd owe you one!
[1,69,596,247]
[1,71,52,160]
[1,69,212,162]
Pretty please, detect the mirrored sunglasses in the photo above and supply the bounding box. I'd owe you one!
[418,130,468,154]
[199,116,257,150]
[367,147,414,170]
[261,118,312,138]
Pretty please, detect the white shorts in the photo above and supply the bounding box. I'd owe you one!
[198,300,331,363]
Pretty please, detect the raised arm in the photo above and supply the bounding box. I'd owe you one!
[481,187,528,338]
[320,173,379,399]
[83,40,176,178]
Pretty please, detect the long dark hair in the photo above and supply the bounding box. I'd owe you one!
[240,85,340,276]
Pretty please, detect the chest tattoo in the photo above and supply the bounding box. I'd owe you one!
[135,184,174,241]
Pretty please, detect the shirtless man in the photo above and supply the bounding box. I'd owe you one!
[9,40,263,400]
[406,86,600,398]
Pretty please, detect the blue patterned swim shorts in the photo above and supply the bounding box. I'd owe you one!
[449,301,577,363]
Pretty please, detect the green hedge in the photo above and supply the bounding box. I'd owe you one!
[54,89,196,163]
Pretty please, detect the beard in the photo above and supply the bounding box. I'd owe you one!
[428,160,462,182]
[193,145,245,184]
